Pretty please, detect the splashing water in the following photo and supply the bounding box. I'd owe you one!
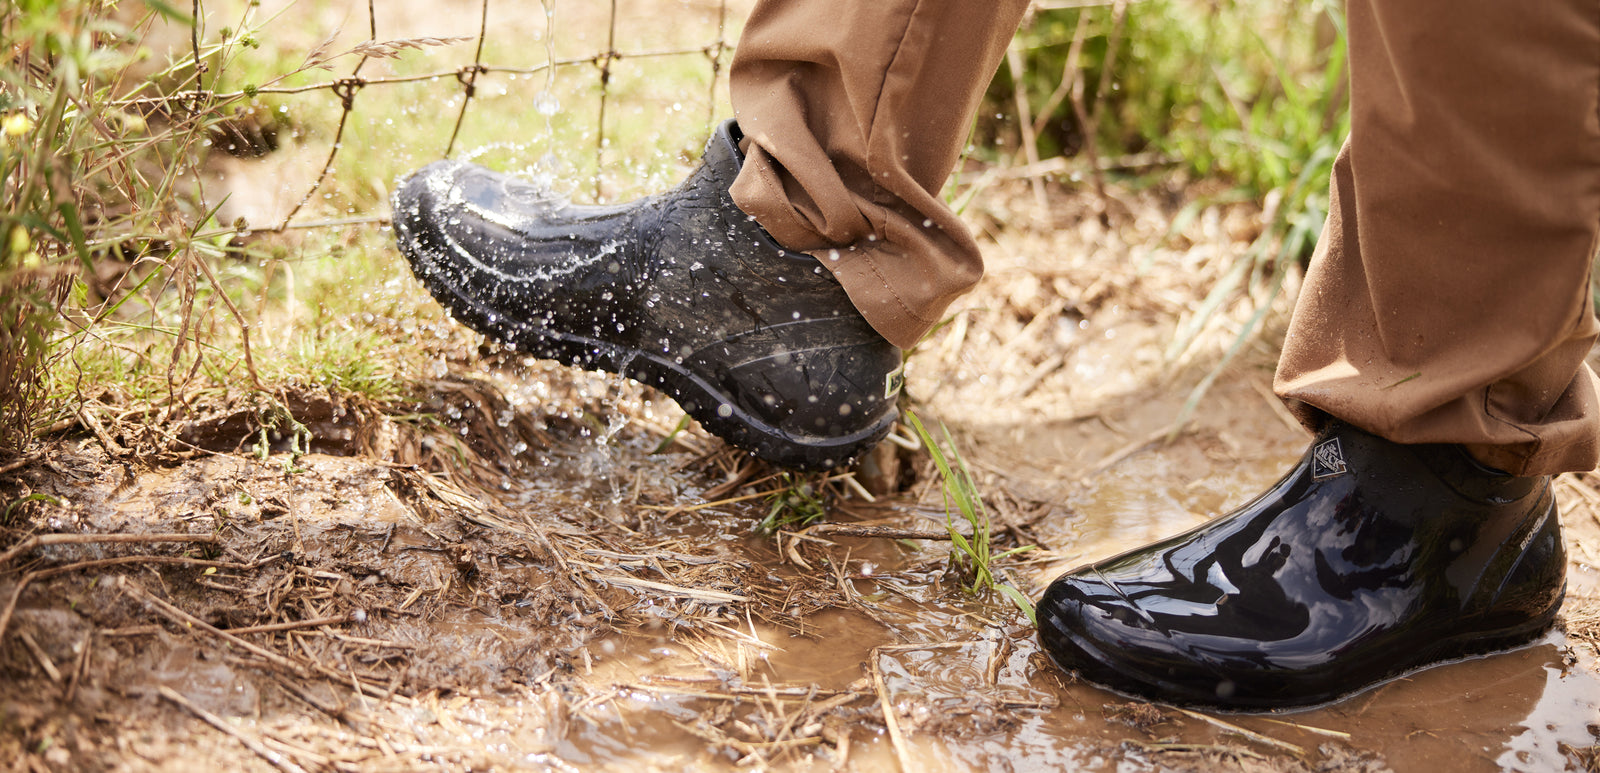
[533,91,561,117]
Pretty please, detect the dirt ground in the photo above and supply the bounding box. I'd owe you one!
[4,170,1600,772]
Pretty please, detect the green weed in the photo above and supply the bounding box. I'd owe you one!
[1,493,61,527]
[651,414,693,454]
[758,472,829,534]
[904,411,1036,625]
[995,0,1347,215]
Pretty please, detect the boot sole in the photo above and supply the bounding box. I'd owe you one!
[404,247,896,470]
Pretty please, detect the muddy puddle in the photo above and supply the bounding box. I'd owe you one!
[506,421,1600,772]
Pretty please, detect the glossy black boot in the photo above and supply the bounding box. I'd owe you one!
[392,121,902,469]
[1036,421,1566,709]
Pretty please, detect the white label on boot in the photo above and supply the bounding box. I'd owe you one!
[884,365,905,400]
[1312,438,1349,480]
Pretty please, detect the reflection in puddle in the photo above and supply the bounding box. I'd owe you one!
[1498,650,1600,771]
[1229,636,1596,773]
[555,561,1600,771]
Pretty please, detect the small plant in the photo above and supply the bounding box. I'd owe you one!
[904,411,1036,625]
[650,414,692,454]
[252,397,312,472]
[757,472,829,534]
[1,493,60,527]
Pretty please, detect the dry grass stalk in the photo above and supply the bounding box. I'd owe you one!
[159,685,312,773]
[803,524,953,541]
[0,274,67,459]
[870,649,915,773]
[0,531,220,567]
[1173,706,1306,756]
[122,579,308,674]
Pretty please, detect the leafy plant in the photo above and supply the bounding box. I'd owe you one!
[2,0,279,449]
[0,0,477,452]
[904,411,1035,625]
[993,0,1348,222]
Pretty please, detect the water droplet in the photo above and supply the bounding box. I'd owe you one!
[534,91,560,116]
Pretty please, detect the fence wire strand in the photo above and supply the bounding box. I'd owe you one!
[444,0,492,158]
[156,0,735,235]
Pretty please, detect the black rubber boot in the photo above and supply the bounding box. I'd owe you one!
[1036,421,1566,709]
[392,121,902,469]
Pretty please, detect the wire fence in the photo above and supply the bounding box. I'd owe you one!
[113,0,1148,240]
[26,0,1346,257]
[113,0,743,237]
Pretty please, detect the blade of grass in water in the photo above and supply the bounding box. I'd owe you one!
[904,410,1036,626]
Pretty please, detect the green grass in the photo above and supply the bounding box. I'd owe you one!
[758,472,830,534]
[904,411,1036,625]
[993,0,1347,208]
[988,0,1348,428]
[3,0,207,452]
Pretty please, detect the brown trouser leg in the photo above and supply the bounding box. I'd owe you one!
[728,0,1030,349]
[1275,0,1600,476]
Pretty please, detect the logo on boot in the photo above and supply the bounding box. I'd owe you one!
[884,364,905,400]
[1312,437,1348,480]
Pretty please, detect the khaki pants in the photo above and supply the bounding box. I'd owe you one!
[729,0,1600,476]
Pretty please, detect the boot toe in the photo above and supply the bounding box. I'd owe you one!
[393,160,470,225]
[1039,573,1216,702]
[393,160,478,287]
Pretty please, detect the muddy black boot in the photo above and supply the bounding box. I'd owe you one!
[392,121,902,469]
[1035,421,1566,709]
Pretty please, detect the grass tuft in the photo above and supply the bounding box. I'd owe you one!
[988,0,1349,422]
[904,411,1036,625]
[758,472,829,535]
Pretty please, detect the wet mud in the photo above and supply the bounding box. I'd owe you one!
[6,364,1599,771]
[5,183,1600,771]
